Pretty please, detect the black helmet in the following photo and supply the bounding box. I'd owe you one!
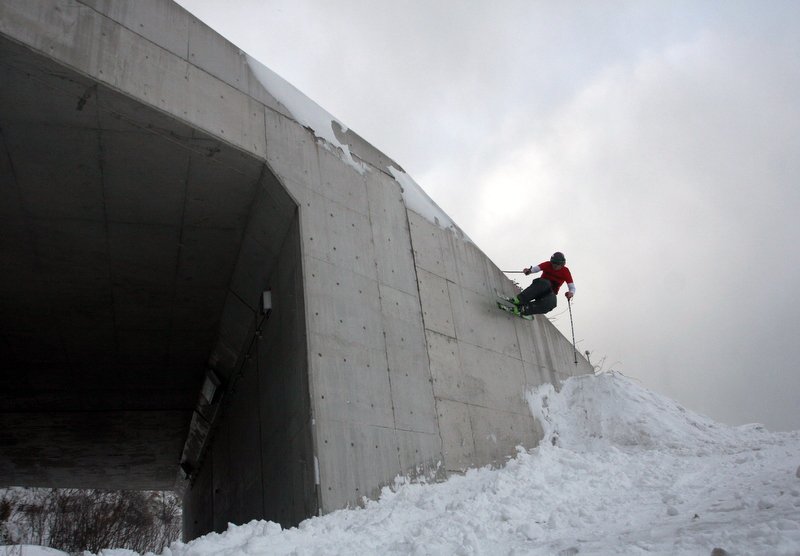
[550,252,566,265]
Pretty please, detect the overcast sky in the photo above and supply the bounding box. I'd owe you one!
[175,0,800,432]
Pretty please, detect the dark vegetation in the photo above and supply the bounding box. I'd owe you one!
[0,488,181,554]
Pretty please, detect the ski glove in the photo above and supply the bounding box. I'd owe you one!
[522,267,533,275]
[565,291,574,300]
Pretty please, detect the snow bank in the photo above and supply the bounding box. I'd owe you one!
[90,373,800,555]
[528,372,770,455]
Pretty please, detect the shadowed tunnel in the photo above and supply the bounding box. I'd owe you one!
[0,33,315,529]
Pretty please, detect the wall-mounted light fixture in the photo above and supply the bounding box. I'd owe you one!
[261,288,272,317]
[201,369,221,405]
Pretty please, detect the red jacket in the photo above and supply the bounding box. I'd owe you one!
[536,261,575,294]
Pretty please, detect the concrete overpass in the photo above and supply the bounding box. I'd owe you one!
[0,0,592,540]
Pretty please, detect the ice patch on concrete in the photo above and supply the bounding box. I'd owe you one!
[245,54,474,241]
[245,54,366,174]
[389,166,472,242]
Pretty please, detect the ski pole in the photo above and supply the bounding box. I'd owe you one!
[501,270,527,274]
[567,297,578,366]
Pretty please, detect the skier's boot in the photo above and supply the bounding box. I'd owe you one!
[513,305,534,321]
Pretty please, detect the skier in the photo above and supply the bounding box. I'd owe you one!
[509,252,575,318]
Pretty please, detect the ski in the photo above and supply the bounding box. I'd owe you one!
[495,290,518,306]
[496,301,533,320]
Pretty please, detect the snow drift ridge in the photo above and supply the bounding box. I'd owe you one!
[528,372,769,455]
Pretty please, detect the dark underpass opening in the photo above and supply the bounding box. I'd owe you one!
[0,35,315,542]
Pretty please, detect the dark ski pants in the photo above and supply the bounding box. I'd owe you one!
[518,278,557,315]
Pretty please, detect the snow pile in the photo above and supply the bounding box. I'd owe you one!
[82,373,800,555]
[528,373,770,455]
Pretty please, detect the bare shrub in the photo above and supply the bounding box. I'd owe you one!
[0,488,181,554]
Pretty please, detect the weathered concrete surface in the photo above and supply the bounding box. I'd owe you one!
[0,0,592,540]
[408,211,587,472]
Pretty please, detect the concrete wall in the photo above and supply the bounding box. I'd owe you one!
[295,148,444,512]
[183,210,314,539]
[261,104,592,514]
[1,0,593,539]
[409,212,589,472]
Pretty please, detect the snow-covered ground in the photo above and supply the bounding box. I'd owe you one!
[11,373,800,556]
[0,547,70,556]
